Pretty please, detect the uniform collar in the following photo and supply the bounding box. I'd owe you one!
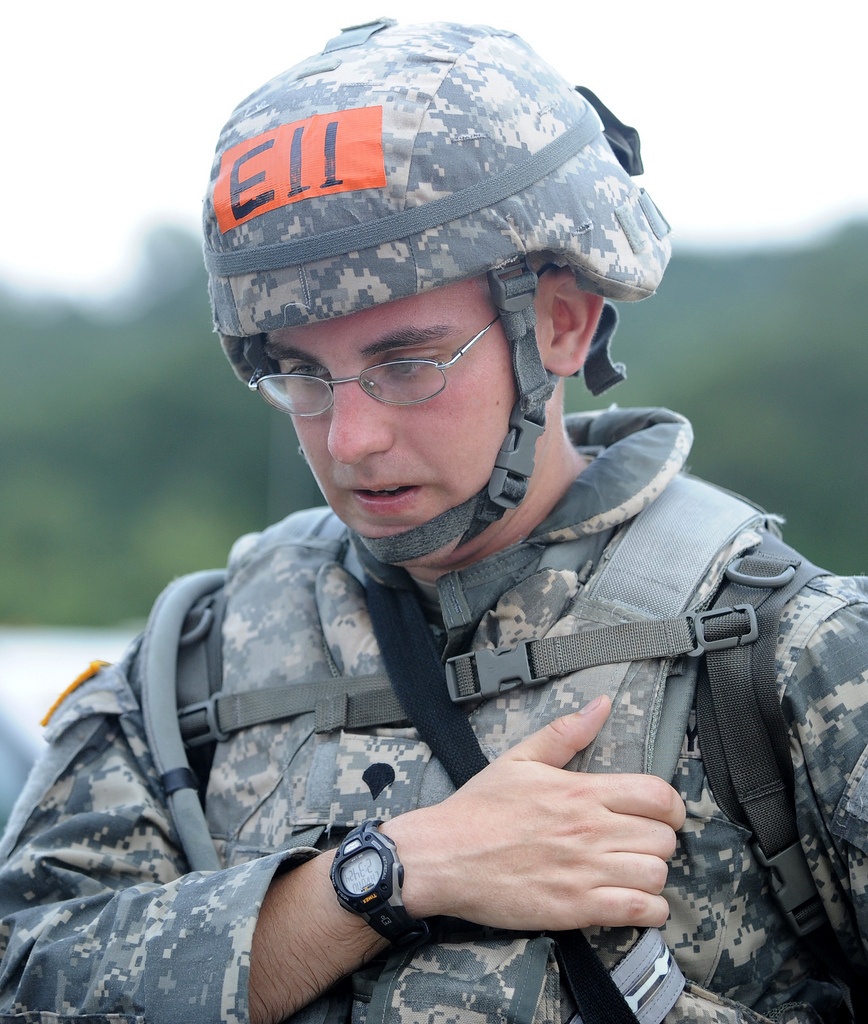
[352,407,694,648]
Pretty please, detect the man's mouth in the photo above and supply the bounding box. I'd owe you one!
[360,486,412,496]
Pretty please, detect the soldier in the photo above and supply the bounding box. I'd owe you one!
[1,18,866,1024]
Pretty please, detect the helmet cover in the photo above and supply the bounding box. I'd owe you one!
[202,19,672,382]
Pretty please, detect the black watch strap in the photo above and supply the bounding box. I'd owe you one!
[330,819,429,948]
[365,895,428,946]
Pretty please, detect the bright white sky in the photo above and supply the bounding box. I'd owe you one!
[3,0,867,298]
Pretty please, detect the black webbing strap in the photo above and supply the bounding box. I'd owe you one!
[363,573,641,1024]
[177,585,229,794]
[697,536,827,937]
[552,928,646,1024]
[364,575,489,788]
[697,538,868,1014]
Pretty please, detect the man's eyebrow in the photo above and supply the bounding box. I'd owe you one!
[361,326,452,359]
[265,325,453,363]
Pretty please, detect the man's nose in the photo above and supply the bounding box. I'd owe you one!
[326,380,396,464]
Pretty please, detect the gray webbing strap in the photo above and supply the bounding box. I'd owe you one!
[444,474,766,779]
[204,108,600,276]
[445,606,757,703]
[284,825,327,850]
[568,928,684,1024]
[179,673,406,746]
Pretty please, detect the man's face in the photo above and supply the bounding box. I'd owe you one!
[265,277,518,576]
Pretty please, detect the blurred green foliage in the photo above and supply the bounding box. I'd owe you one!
[568,220,868,576]
[1,222,866,625]
[0,228,322,625]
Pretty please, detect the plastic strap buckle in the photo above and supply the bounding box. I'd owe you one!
[753,840,826,937]
[446,643,547,704]
[687,603,759,657]
[488,406,546,509]
[178,695,230,747]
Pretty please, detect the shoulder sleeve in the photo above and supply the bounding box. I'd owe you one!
[0,660,313,1022]
[780,574,868,963]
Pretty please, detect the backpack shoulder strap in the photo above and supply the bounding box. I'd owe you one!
[697,534,829,936]
[697,538,868,1009]
[445,474,767,784]
[582,474,766,617]
[174,576,230,800]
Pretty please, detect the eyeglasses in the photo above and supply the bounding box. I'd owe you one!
[248,317,499,417]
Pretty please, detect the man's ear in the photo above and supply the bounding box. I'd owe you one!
[534,267,604,377]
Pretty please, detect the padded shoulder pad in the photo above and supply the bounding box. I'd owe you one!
[228,506,347,569]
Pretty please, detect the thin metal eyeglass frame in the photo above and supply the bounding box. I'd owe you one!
[248,316,499,416]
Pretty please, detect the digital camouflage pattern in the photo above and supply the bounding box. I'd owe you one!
[1,408,866,1024]
[201,21,671,381]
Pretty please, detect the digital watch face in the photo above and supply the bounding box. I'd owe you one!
[340,849,382,896]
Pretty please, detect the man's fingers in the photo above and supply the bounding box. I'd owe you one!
[496,698,686,833]
[502,695,612,769]
[582,887,673,930]
[596,777,686,833]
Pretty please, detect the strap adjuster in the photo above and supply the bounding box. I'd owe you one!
[687,604,758,656]
[178,695,230,747]
[753,841,826,937]
[487,261,538,312]
[446,643,547,704]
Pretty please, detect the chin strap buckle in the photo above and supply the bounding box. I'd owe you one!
[487,262,538,312]
[488,404,545,509]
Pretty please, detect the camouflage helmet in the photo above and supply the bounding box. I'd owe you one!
[202,19,671,563]
[203,18,670,378]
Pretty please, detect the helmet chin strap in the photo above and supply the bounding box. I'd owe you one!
[356,486,495,564]
[355,261,554,566]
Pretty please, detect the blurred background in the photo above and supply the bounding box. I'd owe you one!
[2,0,866,827]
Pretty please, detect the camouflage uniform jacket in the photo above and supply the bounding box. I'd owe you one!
[1,406,866,1024]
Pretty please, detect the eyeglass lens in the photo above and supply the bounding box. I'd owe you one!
[258,359,448,415]
[253,317,497,416]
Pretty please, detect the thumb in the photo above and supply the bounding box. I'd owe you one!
[503,695,611,769]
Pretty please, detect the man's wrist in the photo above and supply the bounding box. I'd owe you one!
[330,820,429,948]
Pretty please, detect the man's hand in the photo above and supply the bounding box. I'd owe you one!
[250,696,686,1024]
[383,695,686,932]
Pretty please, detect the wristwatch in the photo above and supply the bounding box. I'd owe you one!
[330,819,430,948]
